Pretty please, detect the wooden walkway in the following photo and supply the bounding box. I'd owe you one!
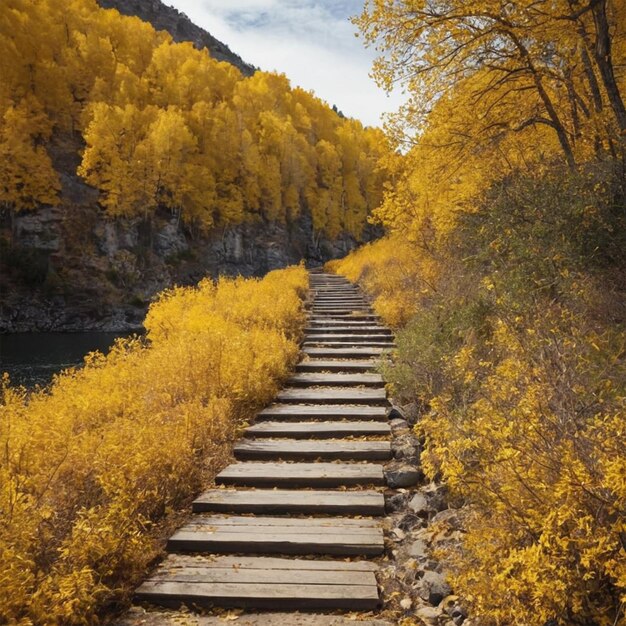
[134,272,394,614]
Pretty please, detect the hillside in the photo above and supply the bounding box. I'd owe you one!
[0,0,385,332]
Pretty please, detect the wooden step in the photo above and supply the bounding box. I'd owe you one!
[276,387,388,405]
[304,342,394,350]
[309,311,377,316]
[216,462,385,488]
[313,304,369,309]
[309,317,384,331]
[305,326,391,335]
[303,347,387,358]
[288,372,384,387]
[295,359,379,373]
[245,420,391,438]
[193,488,385,515]
[135,555,380,611]
[313,299,367,304]
[312,306,372,311]
[309,315,379,321]
[257,403,389,421]
[167,515,384,557]
[305,334,394,343]
[312,302,371,306]
[233,439,391,461]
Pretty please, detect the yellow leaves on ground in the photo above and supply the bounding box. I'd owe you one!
[0,265,308,625]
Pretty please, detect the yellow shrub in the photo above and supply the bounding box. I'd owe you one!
[420,308,626,625]
[331,220,626,622]
[326,235,439,328]
[0,265,308,625]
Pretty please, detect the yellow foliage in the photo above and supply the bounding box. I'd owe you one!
[327,171,626,623]
[0,96,60,210]
[327,235,439,328]
[421,310,626,625]
[0,0,391,238]
[0,265,308,624]
[331,0,626,623]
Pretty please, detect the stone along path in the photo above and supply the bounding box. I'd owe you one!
[133,272,394,615]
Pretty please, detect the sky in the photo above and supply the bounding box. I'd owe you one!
[165,0,406,128]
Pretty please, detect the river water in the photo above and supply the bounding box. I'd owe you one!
[0,332,130,388]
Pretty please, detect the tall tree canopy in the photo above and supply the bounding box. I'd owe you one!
[0,0,391,239]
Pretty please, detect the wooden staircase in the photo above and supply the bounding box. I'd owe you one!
[133,272,394,614]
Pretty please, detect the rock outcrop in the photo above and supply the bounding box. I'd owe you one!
[1,204,374,331]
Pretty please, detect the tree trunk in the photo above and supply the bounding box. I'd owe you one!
[592,0,626,131]
[507,29,577,168]
[533,72,577,168]
[580,42,604,114]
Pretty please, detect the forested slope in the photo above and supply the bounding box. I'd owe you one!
[0,0,389,331]
[329,0,626,624]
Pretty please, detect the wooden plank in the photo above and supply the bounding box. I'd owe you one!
[179,515,380,528]
[303,345,385,357]
[307,322,382,327]
[302,333,395,348]
[305,326,391,335]
[233,439,391,461]
[313,299,367,304]
[158,554,379,571]
[304,334,394,343]
[302,340,395,350]
[167,515,384,556]
[146,567,375,586]
[295,359,380,373]
[276,387,388,405]
[135,580,380,611]
[215,462,385,487]
[257,403,389,421]
[313,298,370,309]
[312,305,369,309]
[308,315,380,322]
[245,420,391,438]
[287,372,384,387]
[180,515,380,528]
[312,306,369,310]
[192,488,385,515]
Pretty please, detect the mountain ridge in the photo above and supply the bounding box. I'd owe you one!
[97,0,256,76]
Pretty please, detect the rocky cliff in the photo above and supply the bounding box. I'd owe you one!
[1,202,374,332]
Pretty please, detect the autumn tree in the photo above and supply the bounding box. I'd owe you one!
[356,0,625,166]
[0,97,60,210]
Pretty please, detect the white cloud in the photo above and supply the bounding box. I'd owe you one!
[165,0,406,127]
